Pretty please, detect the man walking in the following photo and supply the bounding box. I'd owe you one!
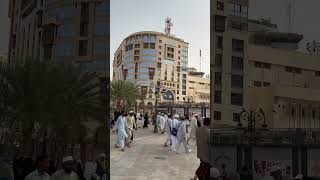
[126,111,136,143]
[51,156,78,180]
[164,114,173,147]
[159,113,166,134]
[114,111,129,151]
[171,114,180,150]
[175,116,191,154]
[24,155,50,180]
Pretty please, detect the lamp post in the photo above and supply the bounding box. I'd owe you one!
[149,81,161,133]
[238,108,267,172]
[184,96,193,118]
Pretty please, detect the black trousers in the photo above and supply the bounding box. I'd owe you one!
[130,132,133,141]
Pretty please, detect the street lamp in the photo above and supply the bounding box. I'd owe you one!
[149,81,161,133]
[184,96,193,117]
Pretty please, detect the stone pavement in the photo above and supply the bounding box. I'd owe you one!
[110,126,200,180]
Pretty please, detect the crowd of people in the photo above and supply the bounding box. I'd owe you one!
[0,153,108,180]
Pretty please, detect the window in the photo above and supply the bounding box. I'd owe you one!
[96,2,109,16]
[159,45,162,49]
[57,24,75,37]
[254,81,262,87]
[178,45,181,48]
[134,50,140,55]
[232,56,243,69]
[217,1,224,10]
[182,85,186,90]
[128,44,133,50]
[135,74,138,79]
[135,44,140,48]
[215,72,222,85]
[80,22,88,36]
[214,91,221,103]
[95,22,108,35]
[159,52,162,55]
[315,71,320,77]
[263,82,271,86]
[232,39,244,52]
[233,113,240,122]
[182,91,186,95]
[217,36,223,49]
[135,63,138,73]
[214,111,221,120]
[158,58,161,61]
[312,110,316,119]
[254,62,271,69]
[134,56,139,61]
[167,53,174,59]
[182,74,187,78]
[231,75,243,88]
[150,43,155,49]
[159,39,162,43]
[94,42,108,55]
[143,43,149,48]
[157,62,161,68]
[231,93,243,106]
[215,54,222,66]
[78,40,88,56]
[286,66,301,74]
[177,90,180,94]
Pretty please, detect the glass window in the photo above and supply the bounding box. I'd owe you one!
[95,22,108,35]
[96,2,109,16]
[94,41,108,55]
[164,59,175,65]
[141,55,156,61]
[142,49,157,55]
[140,68,149,73]
[214,111,221,120]
[231,93,243,106]
[47,6,75,20]
[139,74,149,80]
[57,24,75,37]
[55,43,73,57]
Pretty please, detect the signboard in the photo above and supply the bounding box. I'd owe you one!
[253,147,292,180]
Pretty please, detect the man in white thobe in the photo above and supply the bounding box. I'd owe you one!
[187,113,198,143]
[51,156,79,180]
[126,111,136,143]
[159,113,166,134]
[114,112,128,151]
[171,114,180,151]
[164,114,173,147]
[175,116,191,154]
[24,155,50,180]
[156,112,161,132]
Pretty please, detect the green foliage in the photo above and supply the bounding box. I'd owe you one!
[5,60,105,144]
[110,80,141,111]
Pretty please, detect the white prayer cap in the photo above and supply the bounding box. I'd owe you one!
[62,156,73,163]
[99,153,106,158]
[269,166,281,173]
[173,114,179,119]
[294,174,303,179]
[210,167,220,178]
[129,111,134,113]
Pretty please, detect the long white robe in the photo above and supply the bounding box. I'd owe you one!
[189,116,198,140]
[171,118,180,150]
[164,118,173,145]
[175,121,190,153]
[115,115,128,148]
[159,115,166,131]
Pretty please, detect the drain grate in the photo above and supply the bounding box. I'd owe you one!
[154,156,167,160]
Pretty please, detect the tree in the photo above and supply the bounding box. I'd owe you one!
[5,60,105,156]
[110,80,140,112]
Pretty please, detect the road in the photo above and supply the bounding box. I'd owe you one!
[110,125,200,180]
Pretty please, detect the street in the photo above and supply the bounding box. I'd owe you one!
[110,125,200,180]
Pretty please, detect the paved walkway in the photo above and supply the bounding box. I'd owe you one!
[110,126,200,180]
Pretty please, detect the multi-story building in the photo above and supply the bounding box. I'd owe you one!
[8,0,109,76]
[0,53,8,64]
[113,31,190,108]
[212,0,320,129]
[187,68,210,104]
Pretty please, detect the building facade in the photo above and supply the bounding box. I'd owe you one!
[112,31,190,107]
[8,0,109,76]
[212,0,320,129]
[187,68,210,104]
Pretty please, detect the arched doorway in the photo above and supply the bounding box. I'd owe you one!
[139,101,145,112]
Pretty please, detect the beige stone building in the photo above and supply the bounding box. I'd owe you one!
[187,68,210,104]
[112,31,190,109]
[212,0,320,129]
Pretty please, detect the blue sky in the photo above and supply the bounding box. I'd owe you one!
[110,0,210,77]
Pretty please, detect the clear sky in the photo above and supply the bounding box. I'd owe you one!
[110,0,210,78]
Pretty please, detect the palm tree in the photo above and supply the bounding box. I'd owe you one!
[5,60,105,157]
[110,80,141,112]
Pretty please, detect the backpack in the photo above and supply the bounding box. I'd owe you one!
[171,122,182,136]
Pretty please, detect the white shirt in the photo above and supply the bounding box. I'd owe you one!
[24,170,50,180]
[159,116,166,130]
[51,169,78,180]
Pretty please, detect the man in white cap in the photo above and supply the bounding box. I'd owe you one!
[210,167,220,180]
[126,111,136,143]
[175,115,192,154]
[164,114,173,147]
[187,113,198,143]
[113,111,128,151]
[170,114,180,150]
[159,113,166,134]
[51,156,79,180]
[156,112,161,133]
